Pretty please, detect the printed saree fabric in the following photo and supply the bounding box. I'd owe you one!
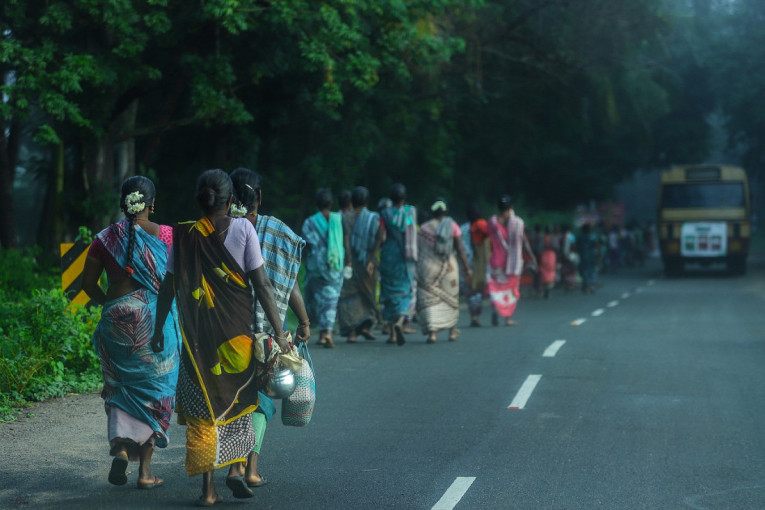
[379,206,417,322]
[302,212,344,331]
[253,215,305,335]
[416,218,460,332]
[92,220,181,448]
[338,208,380,335]
[173,218,265,424]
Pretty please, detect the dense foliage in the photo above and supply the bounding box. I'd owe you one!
[0,252,101,421]
[1,0,762,253]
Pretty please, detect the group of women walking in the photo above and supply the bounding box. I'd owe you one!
[82,173,532,506]
[301,184,534,346]
[83,169,306,506]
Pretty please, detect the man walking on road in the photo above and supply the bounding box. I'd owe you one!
[486,194,536,326]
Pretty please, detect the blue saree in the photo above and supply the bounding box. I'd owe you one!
[92,220,181,452]
[379,206,417,322]
[302,212,345,331]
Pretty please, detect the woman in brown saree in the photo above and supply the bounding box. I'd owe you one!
[151,169,290,507]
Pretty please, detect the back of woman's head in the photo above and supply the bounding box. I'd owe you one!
[338,189,352,210]
[390,183,406,204]
[230,167,262,215]
[196,169,233,213]
[316,188,333,210]
[466,203,482,223]
[120,176,156,217]
[430,197,448,218]
[351,186,369,208]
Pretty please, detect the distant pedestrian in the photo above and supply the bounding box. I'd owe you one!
[577,223,598,294]
[465,203,489,326]
[416,198,472,343]
[82,176,181,490]
[487,194,537,326]
[369,183,417,345]
[338,186,381,342]
[302,188,346,348]
[539,225,558,299]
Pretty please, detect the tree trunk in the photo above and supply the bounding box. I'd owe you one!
[0,117,19,249]
[37,142,67,263]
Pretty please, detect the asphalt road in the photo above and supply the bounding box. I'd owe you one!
[2,255,764,510]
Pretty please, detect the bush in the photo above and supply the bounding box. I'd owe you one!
[0,247,58,300]
[0,288,102,421]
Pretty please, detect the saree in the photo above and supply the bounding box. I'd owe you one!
[338,208,380,335]
[379,205,417,322]
[253,215,306,335]
[92,220,181,459]
[172,218,276,476]
[302,212,345,331]
[416,218,460,332]
[487,213,524,318]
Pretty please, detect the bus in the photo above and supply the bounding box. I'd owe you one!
[657,164,751,276]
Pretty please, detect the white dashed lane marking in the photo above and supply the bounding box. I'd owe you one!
[543,340,566,357]
[508,375,542,410]
[591,308,605,317]
[607,300,619,308]
[622,292,631,299]
[571,318,586,326]
[432,477,476,510]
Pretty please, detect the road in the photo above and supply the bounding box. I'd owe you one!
[2,255,764,509]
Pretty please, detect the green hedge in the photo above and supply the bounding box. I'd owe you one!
[0,249,102,422]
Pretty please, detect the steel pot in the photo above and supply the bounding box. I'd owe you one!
[266,366,296,399]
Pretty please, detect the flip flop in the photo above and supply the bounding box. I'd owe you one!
[108,455,129,486]
[360,330,376,340]
[449,328,461,341]
[195,494,223,507]
[226,476,254,499]
[137,476,164,490]
[246,476,268,488]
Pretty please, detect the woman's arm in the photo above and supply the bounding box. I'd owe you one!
[288,283,311,343]
[81,256,107,306]
[454,236,473,279]
[151,273,175,353]
[366,222,386,275]
[250,266,290,352]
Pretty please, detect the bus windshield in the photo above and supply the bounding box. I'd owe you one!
[661,182,745,208]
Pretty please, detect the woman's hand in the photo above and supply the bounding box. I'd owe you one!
[296,322,311,344]
[275,333,291,353]
[366,260,375,276]
[151,330,164,353]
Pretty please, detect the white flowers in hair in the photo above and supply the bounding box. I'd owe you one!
[125,191,146,215]
[229,203,248,218]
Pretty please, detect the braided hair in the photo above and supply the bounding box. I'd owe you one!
[196,169,233,215]
[119,176,156,275]
[230,167,262,215]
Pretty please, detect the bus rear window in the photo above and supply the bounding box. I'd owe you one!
[661,183,745,208]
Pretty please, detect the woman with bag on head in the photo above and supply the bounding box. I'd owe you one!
[368,183,417,345]
[230,167,311,488]
[82,176,181,490]
[151,169,291,507]
[415,199,472,343]
[301,188,346,348]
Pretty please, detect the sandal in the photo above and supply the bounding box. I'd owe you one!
[360,329,376,340]
[226,476,254,499]
[449,328,461,342]
[137,476,164,490]
[108,454,129,486]
[323,336,335,348]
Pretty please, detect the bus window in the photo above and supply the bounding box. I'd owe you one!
[661,182,746,209]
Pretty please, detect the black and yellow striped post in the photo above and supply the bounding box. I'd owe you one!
[60,241,92,306]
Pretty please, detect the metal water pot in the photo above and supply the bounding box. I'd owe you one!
[266,366,296,399]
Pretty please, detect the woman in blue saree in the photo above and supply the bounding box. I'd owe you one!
[368,183,417,345]
[302,188,345,348]
[82,176,181,490]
